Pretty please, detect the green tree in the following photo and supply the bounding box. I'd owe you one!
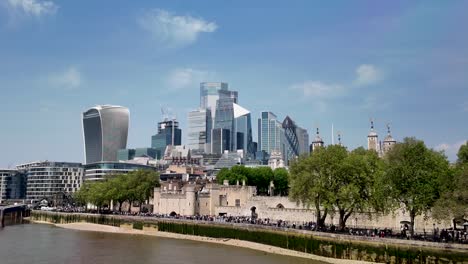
[457,141,468,165]
[433,143,468,227]
[385,137,450,235]
[250,167,274,195]
[273,168,289,196]
[289,145,346,229]
[332,147,383,230]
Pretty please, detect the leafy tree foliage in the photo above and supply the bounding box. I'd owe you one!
[216,165,284,196]
[457,141,468,165]
[73,170,160,212]
[384,137,450,235]
[273,168,289,196]
[289,145,385,230]
[433,143,468,226]
[332,147,384,230]
[289,145,344,229]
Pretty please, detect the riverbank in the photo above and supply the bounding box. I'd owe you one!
[40,221,370,264]
[27,211,468,263]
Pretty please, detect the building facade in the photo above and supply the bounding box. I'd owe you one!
[234,103,254,158]
[82,105,129,164]
[18,161,83,201]
[187,108,212,153]
[282,116,309,163]
[200,82,237,123]
[84,162,157,182]
[0,169,27,202]
[258,111,285,159]
[151,119,182,157]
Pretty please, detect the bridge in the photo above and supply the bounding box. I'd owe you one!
[0,204,30,228]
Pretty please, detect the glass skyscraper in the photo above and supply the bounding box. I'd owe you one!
[187,108,212,153]
[282,116,309,163]
[258,111,285,159]
[233,103,254,158]
[200,82,238,124]
[151,120,182,156]
[82,105,129,164]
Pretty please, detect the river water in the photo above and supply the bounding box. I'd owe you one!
[0,224,325,264]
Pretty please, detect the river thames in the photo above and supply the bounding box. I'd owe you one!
[0,224,326,264]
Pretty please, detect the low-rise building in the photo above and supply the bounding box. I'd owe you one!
[84,161,158,182]
[17,161,83,201]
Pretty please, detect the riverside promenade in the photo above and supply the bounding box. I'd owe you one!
[29,211,468,263]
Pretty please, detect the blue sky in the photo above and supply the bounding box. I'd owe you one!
[0,0,467,167]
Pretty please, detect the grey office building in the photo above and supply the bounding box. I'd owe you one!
[258,111,285,158]
[151,119,182,156]
[187,108,212,153]
[82,105,129,164]
[200,82,238,123]
[233,103,254,158]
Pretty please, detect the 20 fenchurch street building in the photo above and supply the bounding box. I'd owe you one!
[82,105,129,164]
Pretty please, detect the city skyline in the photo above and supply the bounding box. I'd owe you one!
[1,1,468,167]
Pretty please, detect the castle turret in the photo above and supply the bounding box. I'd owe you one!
[311,127,324,152]
[367,120,379,153]
[382,123,396,155]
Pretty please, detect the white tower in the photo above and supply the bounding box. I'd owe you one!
[367,120,379,153]
[312,127,324,152]
[382,123,397,155]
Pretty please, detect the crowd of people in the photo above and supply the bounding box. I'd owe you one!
[46,207,468,244]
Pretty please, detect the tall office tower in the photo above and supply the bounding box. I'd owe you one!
[187,108,212,153]
[282,116,309,163]
[17,161,84,200]
[82,105,129,164]
[258,111,285,159]
[234,103,254,158]
[200,82,238,122]
[213,97,236,149]
[211,128,231,154]
[367,120,380,153]
[297,127,310,154]
[151,119,182,157]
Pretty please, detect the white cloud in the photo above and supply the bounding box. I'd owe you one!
[166,68,214,90]
[4,0,58,18]
[138,9,217,47]
[435,140,467,161]
[289,81,344,98]
[355,64,383,85]
[48,67,81,90]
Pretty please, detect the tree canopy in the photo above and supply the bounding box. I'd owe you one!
[384,137,450,235]
[289,145,384,230]
[216,165,287,196]
[74,169,160,212]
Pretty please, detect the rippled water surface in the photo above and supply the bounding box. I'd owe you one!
[0,224,326,264]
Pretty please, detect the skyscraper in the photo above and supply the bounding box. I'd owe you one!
[258,111,285,159]
[282,116,309,163]
[82,105,129,164]
[234,103,254,158]
[200,82,238,123]
[187,108,212,153]
[151,119,182,157]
